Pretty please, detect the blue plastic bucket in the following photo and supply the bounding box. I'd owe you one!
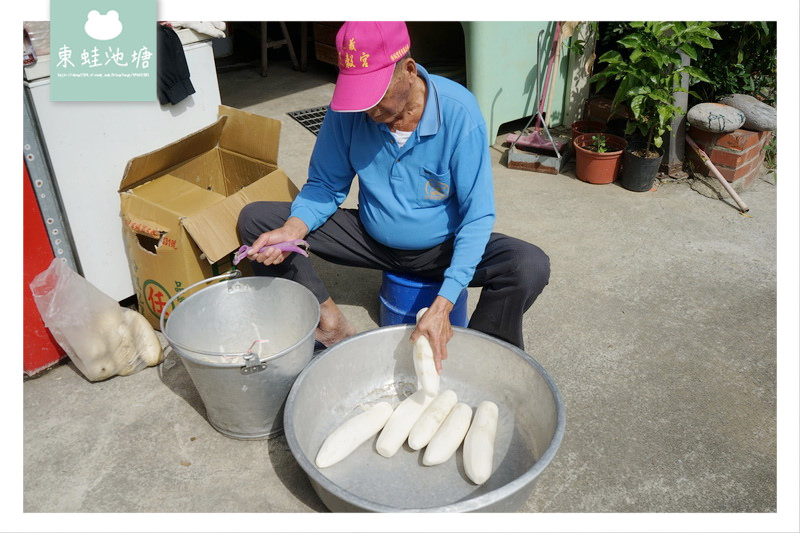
[378,271,469,327]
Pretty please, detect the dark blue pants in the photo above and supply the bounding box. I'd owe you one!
[237,202,550,349]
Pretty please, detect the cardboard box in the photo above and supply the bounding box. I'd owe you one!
[119,105,299,329]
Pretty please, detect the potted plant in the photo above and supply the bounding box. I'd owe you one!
[590,22,720,191]
[573,132,627,184]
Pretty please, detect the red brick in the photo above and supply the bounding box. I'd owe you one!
[711,163,738,182]
[756,130,773,150]
[687,127,717,151]
[748,150,766,170]
[726,152,765,182]
[709,148,744,168]
[716,129,761,151]
[708,159,753,183]
[695,139,711,154]
[736,162,752,181]
[689,157,760,190]
[734,163,762,190]
[709,143,762,169]
[686,144,720,177]
[747,151,767,176]
[686,129,768,190]
[732,160,752,180]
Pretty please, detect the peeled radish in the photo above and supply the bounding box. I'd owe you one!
[376,390,434,457]
[463,401,499,484]
[413,307,439,396]
[422,402,473,466]
[315,402,393,468]
[407,389,458,451]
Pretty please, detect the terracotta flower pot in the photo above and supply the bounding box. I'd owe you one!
[571,120,605,139]
[573,133,627,184]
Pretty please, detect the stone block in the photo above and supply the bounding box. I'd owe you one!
[687,102,745,133]
[719,94,776,131]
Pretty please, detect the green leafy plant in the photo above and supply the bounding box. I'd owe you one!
[764,133,777,172]
[590,22,721,156]
[689,22,776,107]
[591,134,607,153]
[690,22,776,176]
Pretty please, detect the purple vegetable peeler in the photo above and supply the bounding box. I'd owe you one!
[233,239,310,265]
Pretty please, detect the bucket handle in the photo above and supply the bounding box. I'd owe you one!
[158,271,277,370]
[159,269,242,335]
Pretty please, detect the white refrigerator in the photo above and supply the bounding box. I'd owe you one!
[25,34,222,301]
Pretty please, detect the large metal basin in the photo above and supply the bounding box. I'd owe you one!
[284,325,565,512]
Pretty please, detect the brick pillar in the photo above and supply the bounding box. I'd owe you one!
[686,126,773,191]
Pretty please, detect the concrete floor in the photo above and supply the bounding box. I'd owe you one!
[19,58,794,530]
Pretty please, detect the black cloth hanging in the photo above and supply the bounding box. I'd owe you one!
[156,24,196,105]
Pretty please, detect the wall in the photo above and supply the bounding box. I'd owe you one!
[462,21,570,144]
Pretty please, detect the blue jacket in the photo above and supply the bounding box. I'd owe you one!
[290,65,496,304]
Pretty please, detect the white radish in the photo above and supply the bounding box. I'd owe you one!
[122,307,164,366]
[114,319,139,376]
[463,401,499,484]
[407,389,458,451]
[413,307,439,396]
[315,402,393,468]
[375,390,434,457]
[422,402,473,466]
[108,309,165,376]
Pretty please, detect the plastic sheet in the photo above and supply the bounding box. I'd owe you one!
[29,259,163,381]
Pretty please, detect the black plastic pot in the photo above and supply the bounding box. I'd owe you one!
[620,142,664,192]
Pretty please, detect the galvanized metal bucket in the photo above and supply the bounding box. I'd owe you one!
[160,271,319,440]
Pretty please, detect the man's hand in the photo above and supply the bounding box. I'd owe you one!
[247,216,309,265]
[409,295,455,374]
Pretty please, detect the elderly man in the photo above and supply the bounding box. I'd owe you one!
[237,21,549,372]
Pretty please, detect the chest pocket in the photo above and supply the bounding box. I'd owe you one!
[417,167,452,207]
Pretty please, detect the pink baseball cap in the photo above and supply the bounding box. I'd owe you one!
[330,21,411,112]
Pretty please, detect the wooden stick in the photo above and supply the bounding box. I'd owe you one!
[685,135,749,213]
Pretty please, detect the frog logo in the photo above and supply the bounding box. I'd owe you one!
[84,10,123,41]
[424,179,449,201]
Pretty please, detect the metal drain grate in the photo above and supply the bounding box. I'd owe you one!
[287,106,328,136]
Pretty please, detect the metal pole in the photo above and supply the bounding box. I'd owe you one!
[23,84,81,272]
[663,49,690,177]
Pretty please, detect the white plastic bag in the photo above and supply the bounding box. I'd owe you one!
[29,258,163,381]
